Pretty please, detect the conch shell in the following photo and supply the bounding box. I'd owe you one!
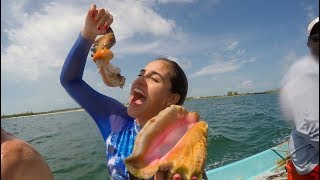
[125,105,208,180]
[91,28,125,88]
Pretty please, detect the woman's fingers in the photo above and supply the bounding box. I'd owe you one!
[172,174,198,180]
[103,14,113,30]
[173,174,181,180]
[94,8,105,24]
[83,4,113,39]
[94,9,114,31]
[89,4,97,17]
[98,12,112,30]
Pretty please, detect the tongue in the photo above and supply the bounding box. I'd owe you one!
[132,94,146,105]
[135,99,144,105]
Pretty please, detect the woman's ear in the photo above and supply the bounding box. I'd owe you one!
[166,93,180,106]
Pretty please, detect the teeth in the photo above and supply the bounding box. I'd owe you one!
[134,88,145,96]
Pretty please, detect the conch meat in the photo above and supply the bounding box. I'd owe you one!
[125,105,208,180]
[91,28,125,88]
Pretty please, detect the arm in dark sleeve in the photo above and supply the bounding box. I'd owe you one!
[60,33,126,140]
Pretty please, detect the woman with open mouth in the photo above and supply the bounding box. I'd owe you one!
[60,4,190,180]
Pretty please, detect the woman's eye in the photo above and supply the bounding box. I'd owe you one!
[151,77,159,83]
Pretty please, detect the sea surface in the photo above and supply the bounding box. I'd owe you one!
[1,93,291,180]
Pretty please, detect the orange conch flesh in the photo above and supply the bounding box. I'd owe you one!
[92,49,114,62]
[91,28,125,88]
[125,105,208,180]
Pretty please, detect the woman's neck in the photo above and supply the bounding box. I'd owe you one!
[135,118,147,127]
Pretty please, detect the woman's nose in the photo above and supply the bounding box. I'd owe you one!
[135,75,147,85]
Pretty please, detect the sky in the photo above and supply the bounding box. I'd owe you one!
[1,0,319,115]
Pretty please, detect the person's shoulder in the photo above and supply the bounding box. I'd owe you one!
[2,138,39,162]
[1,138,54,180]
[282,56,318,84]
[289,56,318,74]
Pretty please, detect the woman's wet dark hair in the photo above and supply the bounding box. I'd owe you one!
[156,57,188,105]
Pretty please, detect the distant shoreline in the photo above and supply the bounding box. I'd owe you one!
[2,90,278,119]
[186,90,278,101]
[1,109,85,120]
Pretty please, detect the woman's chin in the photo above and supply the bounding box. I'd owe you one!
[127,105,140,118]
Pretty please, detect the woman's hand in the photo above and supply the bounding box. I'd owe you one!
[154,172,198,180]
[81,4,113,40]
[172,173,198,180]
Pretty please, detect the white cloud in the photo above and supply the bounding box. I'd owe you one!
[116,41,162,54]
[1,0,27,27]
[157,0,196,3]
[109,0,177,41]
[189,57,256,78]
[165,56,192,70]
[301,3,317,21]
[190,61,240,77]
[236,49,246,56]
[242,57,256,64]
[190,39,256,78]
[2,0,199,114]
[1,2,83,80]
[239,80,253,89]
[136,0,196,4]
[226,40,239,50]
[1,0,186,81]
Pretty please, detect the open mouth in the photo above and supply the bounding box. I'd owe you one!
[131,88,147,105]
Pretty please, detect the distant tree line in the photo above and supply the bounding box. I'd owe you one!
[227,89,278,96]
[227,91,239,96]
[1,107,83,119]
[3,89,279,119]
[185,89,279,100]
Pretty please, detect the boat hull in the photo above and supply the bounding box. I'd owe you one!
[205,141,289,180]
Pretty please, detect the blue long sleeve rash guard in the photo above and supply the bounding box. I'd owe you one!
[60,33,140,179]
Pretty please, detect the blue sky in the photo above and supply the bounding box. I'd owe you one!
[1,0,319,115]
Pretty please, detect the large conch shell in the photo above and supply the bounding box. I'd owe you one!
[91,28,125,88]
[125,105,208,180]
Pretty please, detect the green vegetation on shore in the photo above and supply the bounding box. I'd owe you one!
[1,107,83,119]
[186,89,279,101]
[2,90,278,119]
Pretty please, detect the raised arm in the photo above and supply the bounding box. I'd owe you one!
[60,4,126,139]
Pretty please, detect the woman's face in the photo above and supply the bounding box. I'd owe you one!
[127,60,179,126]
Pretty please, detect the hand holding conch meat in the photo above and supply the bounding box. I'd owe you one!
[91,28,125,88]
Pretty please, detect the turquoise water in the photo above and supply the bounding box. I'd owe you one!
[1,93,291,180]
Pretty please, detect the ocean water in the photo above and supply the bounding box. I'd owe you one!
[1,93,291,180]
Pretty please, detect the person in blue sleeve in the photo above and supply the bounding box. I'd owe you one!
[60,4,195,180]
